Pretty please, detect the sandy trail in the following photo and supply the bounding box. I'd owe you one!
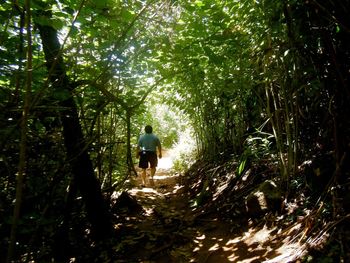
[115,150,301,262]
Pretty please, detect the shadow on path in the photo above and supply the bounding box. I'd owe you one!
[112,151,304,262]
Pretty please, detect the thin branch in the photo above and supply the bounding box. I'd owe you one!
[6,0,33,261]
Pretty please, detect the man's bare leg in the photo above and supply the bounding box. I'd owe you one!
[150,167,156,186]
[141,168,147,186]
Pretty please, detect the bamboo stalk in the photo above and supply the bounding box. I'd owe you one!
[7,0,32,261]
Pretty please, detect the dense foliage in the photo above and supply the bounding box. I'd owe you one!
[1,0,349,262]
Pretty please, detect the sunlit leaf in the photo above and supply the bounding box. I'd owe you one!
[51,18,65,30]
[121,9,135,21]
[194,0,205,7]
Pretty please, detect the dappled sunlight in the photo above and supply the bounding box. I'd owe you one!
[171,184,184,194]
[209,243,221,251]
[120,157,309,263]
[153,173,178,180]
[128,175,184,201]
[244,224,276,245]
[141,206,154,216]
[129,166,183,219]
[186,220,307,263]
[129,187,163,201]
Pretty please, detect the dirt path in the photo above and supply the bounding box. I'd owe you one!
[114,151,302,262]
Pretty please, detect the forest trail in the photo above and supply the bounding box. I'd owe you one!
[114,150,301,262]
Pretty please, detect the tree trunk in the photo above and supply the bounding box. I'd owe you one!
[126,109,138,176]
[37,22,112,240]
[7,4,32,262]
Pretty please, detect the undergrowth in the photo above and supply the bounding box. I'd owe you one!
[183,154,350,262]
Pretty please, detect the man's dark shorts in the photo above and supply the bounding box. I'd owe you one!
[139,151,158,169]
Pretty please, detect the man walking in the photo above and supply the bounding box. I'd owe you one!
[136,125,162,187]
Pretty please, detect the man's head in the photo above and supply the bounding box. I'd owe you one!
[145,125,153,134]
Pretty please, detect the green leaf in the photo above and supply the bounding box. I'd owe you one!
[283,49,289,57]
[237,158,246,176]
[194,0,205,7]
[51,18,65,30]
[336,25,340,33]
[121,9,135,21]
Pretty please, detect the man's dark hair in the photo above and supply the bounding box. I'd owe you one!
[145,125,153,134]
